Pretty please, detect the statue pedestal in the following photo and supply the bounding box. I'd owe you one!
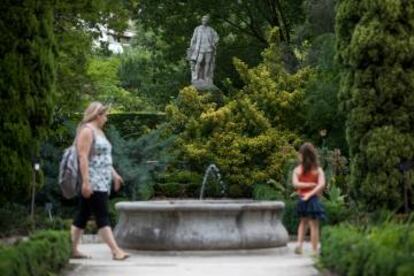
[191,79,219,91]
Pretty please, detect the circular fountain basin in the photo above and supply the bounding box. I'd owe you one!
[114,200,289,250]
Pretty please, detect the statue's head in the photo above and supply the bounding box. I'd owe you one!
[201,15,210,26]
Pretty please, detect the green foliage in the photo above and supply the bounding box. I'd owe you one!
[162,33,311,197]
[253,174,297,201]
[154,171,202,198]
[87,56,150,112]
[107,125,175,201]
[320,222,414,276]
[336,0,414,210]
[0,202,73,238]
[253,184,281,201]
[303,34,347,152]
[108,112,167,139]
[296,0,336,41]
[108,197,128,227]
[0,230,70,276]
[318,147,350,194]
[53,0,136,114]
[119,27,188,109]
[233,28,312,131]
[0,1,57,204]
[0,204,28,238]
[154,183,190,199]
[165,87,300,193]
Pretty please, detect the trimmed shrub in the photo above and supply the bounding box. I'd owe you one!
[0,230,70,276]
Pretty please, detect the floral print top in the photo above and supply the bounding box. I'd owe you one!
[87,127,113,192]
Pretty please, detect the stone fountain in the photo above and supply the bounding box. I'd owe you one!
[113,165,289,250]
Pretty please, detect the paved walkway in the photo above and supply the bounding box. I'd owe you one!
[64,242,319,276]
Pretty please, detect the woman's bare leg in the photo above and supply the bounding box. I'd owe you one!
[71,225,85,256]
[98,226,128,258]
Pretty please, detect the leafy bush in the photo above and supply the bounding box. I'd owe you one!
[108,197,128,227]
[320,223,414,276]
[154,183,189,198]
[86,56,150,112]
[0,203,73,238]
[0,230,70,276]
[108,112,166,139]
[282,200,300,235]
[153,170,201,198]
[119,42,188,109]
[107,125,175,201]
[0,204,29,238]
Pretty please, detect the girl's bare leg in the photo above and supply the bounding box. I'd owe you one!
[309,219,320,254]
[295,218,308,254]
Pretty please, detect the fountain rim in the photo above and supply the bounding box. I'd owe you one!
[115,199,285,212]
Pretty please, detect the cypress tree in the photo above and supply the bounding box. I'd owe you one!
[336,0,414,209]
[0,0,56,203]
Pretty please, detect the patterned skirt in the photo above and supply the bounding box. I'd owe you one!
[296,195,326,220]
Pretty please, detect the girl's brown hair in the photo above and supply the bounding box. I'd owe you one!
[299,142,319,173]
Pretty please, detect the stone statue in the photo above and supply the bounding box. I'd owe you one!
[187,15,219,90]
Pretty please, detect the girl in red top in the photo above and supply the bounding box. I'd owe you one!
[292,142,326,255]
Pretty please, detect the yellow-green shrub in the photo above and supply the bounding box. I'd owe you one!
[163,30,310,196]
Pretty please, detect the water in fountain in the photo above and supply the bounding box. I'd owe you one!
[199,164,226,200]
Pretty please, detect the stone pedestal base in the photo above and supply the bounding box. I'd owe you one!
[191,79,219,91]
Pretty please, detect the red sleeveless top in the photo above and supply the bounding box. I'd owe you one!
[297,166,319,197]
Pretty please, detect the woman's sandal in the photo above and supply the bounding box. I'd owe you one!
[112,253,130,261]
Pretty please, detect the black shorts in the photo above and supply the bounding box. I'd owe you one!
[73,191,110,229]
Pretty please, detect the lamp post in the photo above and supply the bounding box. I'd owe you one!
[30,161,40,222]
[319,129,327,149]
[399,160,413,213]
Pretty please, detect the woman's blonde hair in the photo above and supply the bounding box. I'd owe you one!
[78,102,109,130]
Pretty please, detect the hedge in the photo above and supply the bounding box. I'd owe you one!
[320,223,414,276]
[0,230,71,276]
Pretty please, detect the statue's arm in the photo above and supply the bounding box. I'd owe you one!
[190,27,198,47]
[213,29,219,46]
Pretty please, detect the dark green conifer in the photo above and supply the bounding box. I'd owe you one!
[336,0,414,209]
[0,1,56,203]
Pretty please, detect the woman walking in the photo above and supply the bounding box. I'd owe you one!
[71,102,129,260]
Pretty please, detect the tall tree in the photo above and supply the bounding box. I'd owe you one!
[336,0,414,210]
[0,0,57,203]
[53,0,135,114]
